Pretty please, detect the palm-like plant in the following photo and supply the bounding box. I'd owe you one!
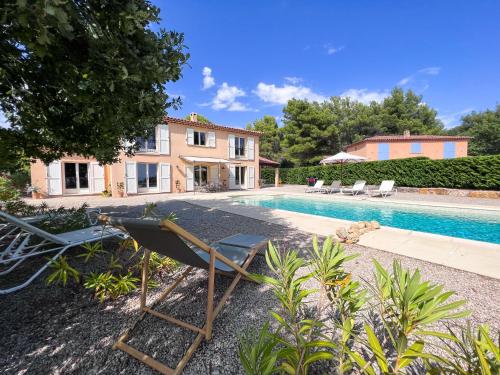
[112,272,139,297]
[46,256,80,286]
[239,322,279,375]
[372,260,469,339]
[348,260,470,374]
[84,272,115,302]
[308,236,366,374]
[348,323,426,374]
[78,241,106,263]
[249,242,335,375]
[427,322,500,374]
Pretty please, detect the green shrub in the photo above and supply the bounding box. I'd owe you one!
[0,175,20,201]
[240,238,497,375]
[261,155,500,190]
[9,171,30,190]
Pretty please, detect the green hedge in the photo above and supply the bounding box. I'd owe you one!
[261,155,500,190]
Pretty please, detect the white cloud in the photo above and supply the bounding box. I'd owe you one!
[397,66,441,88]
[340,89,389,104]
[211,82,250,111]
[324,44,344,55]
[398,76,412,86]
[438,108,474,128]
[284,76,303,85]
[253,82,327,105]
[202,66,215,90]
[419,67,441,75]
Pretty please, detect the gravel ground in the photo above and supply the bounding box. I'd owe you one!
[1,200,499,374]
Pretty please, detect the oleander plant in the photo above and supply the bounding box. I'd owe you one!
[239,237,499,374]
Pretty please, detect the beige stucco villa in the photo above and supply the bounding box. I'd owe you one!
[345,130,471,161]
[30,113,261,198]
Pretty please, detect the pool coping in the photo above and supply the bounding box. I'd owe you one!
[189,196,500,280]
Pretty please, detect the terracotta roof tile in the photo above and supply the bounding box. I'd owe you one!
[346,134,472,149]
[163,116,262,136]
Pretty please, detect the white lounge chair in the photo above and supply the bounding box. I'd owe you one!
[305,180,324,193]
[320,180,341,194]
[341,180,366,195]
[0,211,126,294]
[368,180,397,198]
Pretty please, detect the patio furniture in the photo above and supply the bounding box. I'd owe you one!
[319,152,367,184]
[341,180,366,195]
[305,180,324,193]
[0,211,125,294]
[320,180,342,194]
[99,215,267,375]
[368,180,397,198]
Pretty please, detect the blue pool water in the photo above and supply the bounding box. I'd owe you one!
[233,195,500,244]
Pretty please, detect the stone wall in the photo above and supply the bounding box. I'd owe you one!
[396,186,500,199]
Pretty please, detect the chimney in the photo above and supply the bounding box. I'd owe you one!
[403,129,410,137]
[190,112,198,122]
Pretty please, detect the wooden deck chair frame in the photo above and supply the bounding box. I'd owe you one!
[100,215,267,375]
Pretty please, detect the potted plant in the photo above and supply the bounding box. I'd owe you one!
[28,185,42,199]
[101,185,112,198]
[116,182,125,197]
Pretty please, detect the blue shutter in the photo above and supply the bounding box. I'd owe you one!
[411,143,422,153]
[377,143,390,160]
[443,142,456,159]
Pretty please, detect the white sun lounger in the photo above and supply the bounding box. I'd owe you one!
[0,211,126,294]
[368,180,397,198]
[320,180,341,194]
[305,180,324,193]
[341,180,366,195]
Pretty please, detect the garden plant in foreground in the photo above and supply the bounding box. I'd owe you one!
[239,237,499,374]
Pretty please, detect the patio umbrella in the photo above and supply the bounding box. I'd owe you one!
[319,151,367,184]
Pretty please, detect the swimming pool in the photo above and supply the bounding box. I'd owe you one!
[233,195,500,244]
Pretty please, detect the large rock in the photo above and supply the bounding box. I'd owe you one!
[370,220,381,229]
[336,227,348,239]
[345,233,359,244]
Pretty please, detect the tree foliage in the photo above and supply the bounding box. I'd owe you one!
[0,0,189,165]
[256,88,444,166]
[448,105,500,156]
[246,115,282,161]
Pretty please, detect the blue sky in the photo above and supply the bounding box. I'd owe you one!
[156,0,500,129]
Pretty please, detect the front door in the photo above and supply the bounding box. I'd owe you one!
[137,163,158,193]
[194,165,208,189]
[63,162,89,194]
[230,165,246,189]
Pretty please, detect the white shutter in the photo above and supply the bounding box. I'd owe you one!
[158,124,170,154]
[125,162,137,194]
[90,163,105,193]
[247,137,255,160]
[47,161,62,195]
[208,131,216,148]
[186,166,194,191]
[159,163,171,192]
[229,165,236,189]
[248,166,255,189]
[186,128,194,145]
[209,165,219,183]
[228,134,235,159]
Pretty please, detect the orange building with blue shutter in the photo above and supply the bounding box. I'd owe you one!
[344,130,470,161]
